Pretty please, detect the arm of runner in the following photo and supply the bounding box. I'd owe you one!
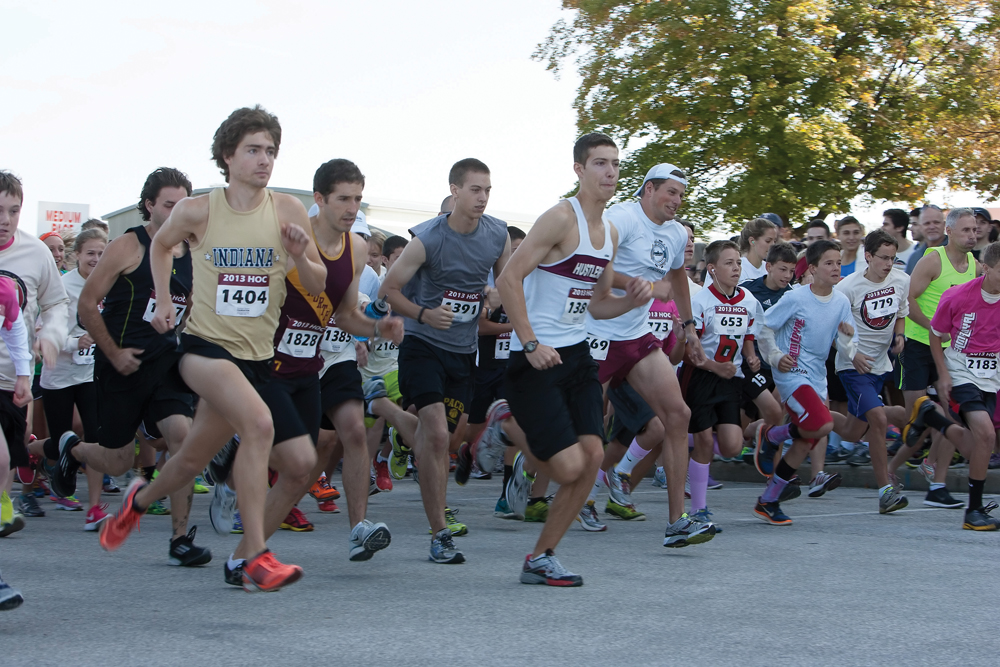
[743,337,761,373]
[278,196,327,297]
[34,247,70,368]
[379,237,450,330]
[491,234,512,285]
[928,329,952,402]
[150,196,205,333]
[478,307,513,336]
[0,311,33,406]
[757,325,789,369]
[335,236,403,343]
[79,232,146,374]
[668,265,705,364]
[666,314,687,365]
[906,250,940,332]
[891,317,906,355]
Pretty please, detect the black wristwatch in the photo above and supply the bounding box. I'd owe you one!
[682,318,697,329]
[524,340,539,353]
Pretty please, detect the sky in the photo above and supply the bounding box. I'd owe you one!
[3,0,993,240]
[3,0,581,235]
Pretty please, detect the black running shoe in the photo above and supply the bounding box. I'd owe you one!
[169,527,213,566]
[924,486,964,509]
[454,442,473,486]
[778,476,802,502]
[52,432,82,499]
[224,560,244,587]
[206,437,239,487]
[963,502,1000,531]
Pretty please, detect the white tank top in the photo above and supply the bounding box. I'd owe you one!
[511,197,613,351]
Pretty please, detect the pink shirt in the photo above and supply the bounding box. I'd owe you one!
[931,278,1000,354]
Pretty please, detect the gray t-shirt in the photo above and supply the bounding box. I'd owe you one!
[402,213,508,353]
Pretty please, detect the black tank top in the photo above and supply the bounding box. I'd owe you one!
[98,226,193,361]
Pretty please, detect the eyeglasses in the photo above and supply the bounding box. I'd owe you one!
[871,253,896,263]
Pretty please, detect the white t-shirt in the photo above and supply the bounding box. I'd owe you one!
[739,256,768,284]
[586,202,687,341]
[894,244,915,269]
[834,268,910,375]
[41,269,94,390]
[359,265,380,303]
[691,285,763,378]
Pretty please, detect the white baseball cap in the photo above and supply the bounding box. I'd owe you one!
[351,210,371,238]
[633,163,688,197]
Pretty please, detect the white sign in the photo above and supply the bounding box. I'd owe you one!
[38,202,89,236]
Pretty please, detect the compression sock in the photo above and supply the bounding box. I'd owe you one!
[614,439,651,476]
[923,409,956,436]
[42,437,59,461]
[765,423,799,446]
[687,459,710,511]
[761,459,796,502]
[968,478,985,511]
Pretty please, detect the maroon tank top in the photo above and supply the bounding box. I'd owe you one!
[271,232,355,377]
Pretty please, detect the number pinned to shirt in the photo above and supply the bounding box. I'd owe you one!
[966,353,998,379]
[441,289,481,324]
[72,344,96,365]
[586,334,610,361]
[560,288,593,325]
[216,274,269,317]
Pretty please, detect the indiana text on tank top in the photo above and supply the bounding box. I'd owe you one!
[185,188,288,361]
[272,230,354,377]
[100,225,192,362]
[905,245,975,346]
[402,212,508,354]
[511,197,612,351]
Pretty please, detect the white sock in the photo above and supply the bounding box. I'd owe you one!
[227,554,245,569]
[588,474,602,502]
[930,482,945,491]
[614,439,651,476]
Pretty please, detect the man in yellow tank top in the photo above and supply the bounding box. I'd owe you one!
[891,208,981,508]
[99,106,328,594]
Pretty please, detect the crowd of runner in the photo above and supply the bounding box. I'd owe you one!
[1,105,998,605]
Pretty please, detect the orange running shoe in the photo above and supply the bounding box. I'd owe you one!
[308,474,339,501]
[99,477,147,551]
[317,499,340,513]
[241,550,303,593]
[280,506,314,532]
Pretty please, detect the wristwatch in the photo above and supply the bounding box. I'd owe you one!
[524,340,539,353]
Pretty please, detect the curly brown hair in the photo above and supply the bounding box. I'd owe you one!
[211,105,282,183]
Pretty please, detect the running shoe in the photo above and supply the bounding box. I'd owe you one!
[17,494,44,518]
[963,502,1000,531]
[924,487,964,509]
[879,487,908,514]
[449,452,457,472]
[206,436,239,487]
[506,452,534,520]
[349,519,391,561]
[753,424,776,477]
[454,441,473,486]
[525,498,549,523]
[147,499,170,515]
[103,475,120,494]
[576,500,607,531]
[520,550,583,587]
[317,499,340,513]
[368,473,380,496]
[950,453,968,469]
[308,474,340,500]
[847,445,871,467]
[429,529,465,564]
[474,399,511,475]
[99,477,147,551]
[779,476,802,502]
[445,507,467,536]
[373,458,393,492]
[362,376,387,415]
[902,396,935,448]
[707,475,723,490]
[169,526,213,566]
[753,498,792,525]
[50,495,82,511]
[0,513,25,538]
[52,431,82,498]
[663,513,716,547]
[241,550,303,593]
[0,571,24,611]
[494,497,518,519]
[692,507,721,532]
[192,476,211,494]
[807,471,841,498]
[606,468,633,507]
[651,466,667,488]
[280,506,314,532]
[231,511,244,534]
[84,503,109,531]
[224,561,244,587]
[388,427,410,481]
[989,453,1000,469]
[469,459,491,479]
[918,459,935,485]
[740,443,755,465]
[605,499,645,521]
[209,482,237,536]
[825,444,852,464]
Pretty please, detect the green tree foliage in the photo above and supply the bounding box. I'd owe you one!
[536,0,1000,231]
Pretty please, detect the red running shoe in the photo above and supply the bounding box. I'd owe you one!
[280,506,314,532]
[99,477,147,551]
[373,459,393,492]
[241,550,303,593]
[317,499,340,513]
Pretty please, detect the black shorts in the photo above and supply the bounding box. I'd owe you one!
[180,333,272,389]
[607,381,656,446]
[94,350,195,450]
[260,373,321,446]
[902,338,938,392]
[685,366,742,433]
[469,365,506,424]
[947,383,997,428]
[0,391,28,468]
[31,374,43,402]
[398,335,475,422]
[43,382,99,442]
[504,341,604,462]
[825,348,847,403]
[319,361,364,430]
[740,361,773,419]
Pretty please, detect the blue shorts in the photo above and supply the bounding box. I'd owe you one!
[837,369,889,421]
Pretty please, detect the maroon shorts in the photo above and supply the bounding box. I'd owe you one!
[783,385,832,446]
[597,332,663,388]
